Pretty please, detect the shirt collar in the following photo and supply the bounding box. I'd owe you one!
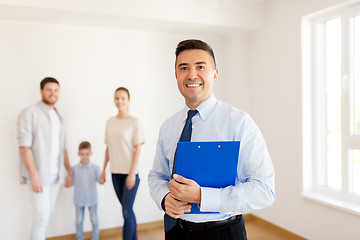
[182,95,217,121]
[80,162,92,168]
[37,101,57,112]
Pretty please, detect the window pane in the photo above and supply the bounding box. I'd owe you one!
[354,16,360,136]
[323,18,342,190]
[350,149,360,195]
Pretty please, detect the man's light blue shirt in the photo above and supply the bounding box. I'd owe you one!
[148,95,275,223]
[72,162,100,207]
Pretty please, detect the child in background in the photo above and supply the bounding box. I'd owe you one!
[71,141,101,240]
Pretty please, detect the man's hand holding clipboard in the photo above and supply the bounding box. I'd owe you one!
[170,141,240,214]
[166,174,201,218]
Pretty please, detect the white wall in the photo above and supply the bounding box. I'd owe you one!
[219,33,251,113]
[6,0,360,239]
[249,0,360,239]
[0,19,240,238]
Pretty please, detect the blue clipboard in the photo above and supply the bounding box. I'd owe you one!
[175,141,240,214]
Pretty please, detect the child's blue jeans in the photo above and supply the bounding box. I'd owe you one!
[75,204,99,240]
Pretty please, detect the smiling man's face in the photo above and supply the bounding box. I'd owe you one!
[175,49,218,110]
[40,82,59,107]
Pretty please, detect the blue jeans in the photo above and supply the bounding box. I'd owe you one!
[75,204,99,240]
[112,174,140,240]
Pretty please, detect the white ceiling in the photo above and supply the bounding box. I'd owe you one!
[0,0,267,35]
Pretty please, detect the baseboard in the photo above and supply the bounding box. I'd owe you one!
[244,214,307,240]
[46,220,163,240]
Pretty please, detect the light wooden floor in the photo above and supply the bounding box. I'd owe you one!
[99,215,306,240]
[48,214,306,240]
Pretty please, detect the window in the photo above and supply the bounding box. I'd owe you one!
[302,1,360,214]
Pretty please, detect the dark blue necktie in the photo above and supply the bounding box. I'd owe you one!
[178,110,198,142]
[164,109,198,232]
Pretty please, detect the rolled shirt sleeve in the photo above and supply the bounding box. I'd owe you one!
[17,107,34,147]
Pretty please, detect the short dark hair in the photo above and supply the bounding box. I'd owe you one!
[40,77,59,89]
[79,141,91,150]
[175,39,216,68]
[115,87,130,100]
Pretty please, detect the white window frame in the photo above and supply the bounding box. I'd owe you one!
[302,0,360,215]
